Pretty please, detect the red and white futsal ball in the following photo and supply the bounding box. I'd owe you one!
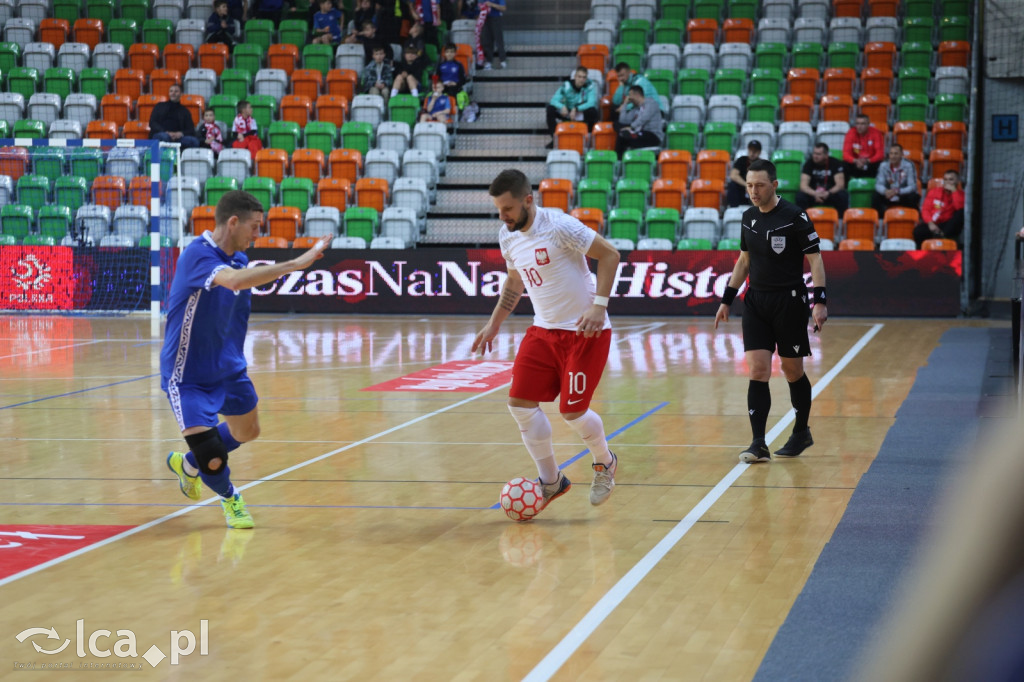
[499,477,543,522]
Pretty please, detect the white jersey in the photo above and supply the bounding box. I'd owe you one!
[498,208,609,331]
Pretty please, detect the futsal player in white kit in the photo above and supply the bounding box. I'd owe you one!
[472,169,622,513]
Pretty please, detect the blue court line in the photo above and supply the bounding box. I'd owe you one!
[0,374,157,410]
[0,501,492,511]
[488,401,670,510]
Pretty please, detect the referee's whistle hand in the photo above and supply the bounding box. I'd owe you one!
[714,304,729,329]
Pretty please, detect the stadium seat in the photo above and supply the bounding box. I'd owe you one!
[606,208,642,242]
[882,207,919,241]
[879,238,916,251]
[280,177,314,213]
[316,177,351,211]
[652,178,687,212]
[623,149,657,183]
[538,178,573,211]
[292,149,326,185]
[91,175,126,211]
[39,205,72,241]
[721,205,745,239]
[325,68,358,101]
[552,122,587,154]
[938,40,970,68]
[340,121,374,156]
[0,205,35,241]
[690,178,724,209]
[928,149,963,179]
[571,207,605,233]
[391,177,428,227]
[355,177,389,212]
[197,42,228,74]
[73,19,104,50]
[362,148,399,187]
[411,122,448,173]
[329,148,362,183]
[577,178,612,212]
[922,238,958,251]
[790,41,824,70]
[683,207,722,243]
[344,206,379,243]
[696,149,730,181]
[86,119,118,139]
[254,235,289,248]
[305,205,342,237]
[644,207,680,241]
[280,94,312,127]
[268,121,301,155]
[7,67,41,101]
[703,121,737,152]
[861,67,894,98]
[379,206,418,246]
[350,93,386,128]
[313,94,347,129]
[302,121,337,157]
[112,204,149,242]
[215,149,251,187]
[806,206,839,243]
[780,94,814,123]
[241,176,275,213]
[658,150,691,182]
[545,149,582,184]
[843,208,879,243]
[838,238,874,251]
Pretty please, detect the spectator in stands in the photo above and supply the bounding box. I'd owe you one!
[796,143,848,215]
[873,144,921,216]
[250,0,285,25]
[226,0,248,24]
[311,0,345,45]
[359,44,395,102]
[392,42,429,98]
[477,0,506,70]
[437,43,467,109]
[914,170,965,248]
[150,84,200,149]
[196,108,224,157]
[231,99,263,159]
[206,0,240,47]
[727,139,762,207]
[284,0,316,25]
[843,114,886,180]
[615,85,664,158]
[612,62,665,117]
[418,78,451,123]
[405,20,427,57]
[545,66,600,149]
[345,20,384,65]
[405,0,441,50]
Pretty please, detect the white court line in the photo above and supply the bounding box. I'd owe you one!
[0,340,105,361]
[0,324,666,588]
[522,322,885,682]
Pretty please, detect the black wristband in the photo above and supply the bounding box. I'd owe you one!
[721,286,739,306]
[813,287,827,305]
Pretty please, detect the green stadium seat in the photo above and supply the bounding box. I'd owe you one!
[645,69,674,98]
[44,67,77,99]
[619,19,650,47]
[0,234,16,245]
[13,120,47,138]
[0,121,8,138]
[717,238,741,250]
[248,94,278,131]
[903,0,934,18]
[584,150,618,184]
[750,67,784,96]
[281,177,315,213]
[614,178,649,212]
[243,20,275,53]
[755,43,787,70]
[607,208,642,242]
[653,19,685,45]
[693,0,725,20]
[900,42,933,70]
[32,148,65,178]
[17,175,50,218]
[660,0,688,21]
[0,205,34,242]
[139,234,174,247]
[898,67,931,98]
[55,0,83,22]
[210,94,240,130]
[220,68,252,100]
[770,149,804,188]
[302,44,334,76]
[577,178,612,212]
[232,43,264,79]
[108,18,138,51]
[79,67,111,100]
[702,121,736,152]
[344,206,379,242]
[665,121,699,154]
[268,121,301,155]
[7,67,41,101]
[645,208,680,241]
[612,44,644,73]
[622,149,657,182]
[242,176,276,213]
[205,177,239,205]
[120,0,150,24]
[935,93,967,123]
[896,93,929,123]
[54,176,88,213]
[22,235,57,246]
[142,19,174,51]
[745,95,779,124]
[791,43,824,70]
[902,17,934,44]
[677,68,710,98]
[938,16,970,42]
[848,177,874,208]
[938,0,970,14]
[677,237,712,250]
[86,0,115,24]
[827,42,859,70]
[387,94,420,128]
[38,206,72,240]
[303,121,338,156]
[341,121,375,156]
[278,19,309,48]
[714,68,746,97]
[728,0,757,19]
[0,43,22,73]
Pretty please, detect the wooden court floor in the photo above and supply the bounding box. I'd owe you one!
[0,313,997,680]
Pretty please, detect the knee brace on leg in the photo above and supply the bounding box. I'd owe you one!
[184,428,228,476]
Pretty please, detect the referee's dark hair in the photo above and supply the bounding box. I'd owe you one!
[215,189,265,227]
[489,169,531,199]
[747,158,777,182]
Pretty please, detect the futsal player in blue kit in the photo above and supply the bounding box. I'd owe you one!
[162,190,330,528]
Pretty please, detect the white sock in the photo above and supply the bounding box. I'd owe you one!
[182,458,199,477]
[410,87,418,97]
[508,405,559,484]
[564,409,612,466]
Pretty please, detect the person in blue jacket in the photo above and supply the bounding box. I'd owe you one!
[545,66,600,149]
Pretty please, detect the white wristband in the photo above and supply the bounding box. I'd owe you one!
[592,295,610,307]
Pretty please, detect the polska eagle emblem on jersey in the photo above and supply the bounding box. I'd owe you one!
[771,236,786,253]
[535,248,550,265]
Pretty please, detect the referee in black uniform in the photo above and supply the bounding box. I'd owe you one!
[714,158,828,463]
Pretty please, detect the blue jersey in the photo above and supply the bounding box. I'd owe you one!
[161,233,251,390]
[313,8,344,41]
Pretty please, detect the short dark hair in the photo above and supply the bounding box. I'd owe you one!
[489,169,531,199]
[215,190,264,227]
[614,62,632,72]
[629,84,644,97]
[855,113,870,122]
[236,99,249,112]
[442,43,456,53]
[575,65,588,76]
[747,158,777,182]
[213,0,228,7]
[814,142,829,154]
[890,143,904,153]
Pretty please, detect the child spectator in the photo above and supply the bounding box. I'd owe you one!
[196,108,224,156]
[345,20,384,65]
[359,45,394,102]
[391,42,428,98]
[436,43,467,109]
[311,0,344,45]
[418,78,451,122]
[231,100,263,160]
[206,0,240,47]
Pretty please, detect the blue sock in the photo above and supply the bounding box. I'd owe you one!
[217,422,242,453]
[200,464,234,499]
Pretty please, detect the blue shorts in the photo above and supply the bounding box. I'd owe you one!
[165,370,258,431]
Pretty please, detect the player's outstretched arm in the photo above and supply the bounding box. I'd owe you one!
[714,251,749,329]
[214,235,330,291]
[472,269,525,354]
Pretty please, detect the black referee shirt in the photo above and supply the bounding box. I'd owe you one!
[740,196,821,292]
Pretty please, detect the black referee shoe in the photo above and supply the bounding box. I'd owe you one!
[739,440,771,464]
[775,429,814,457]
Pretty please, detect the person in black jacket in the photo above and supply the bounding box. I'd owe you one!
[206,0,240,46]
[150,85,199,149]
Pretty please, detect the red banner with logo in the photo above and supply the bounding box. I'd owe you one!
[0,246,74,310]
[0,525,135,580]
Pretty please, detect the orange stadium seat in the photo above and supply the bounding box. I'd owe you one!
[819,94,853,122]
[722,18,754,43]
[883,207,919,241]
[868,0,898,16]
[823,68,856,97]
[101,94,132,127]
[40,19,71,49]
[538,178,573,211]
[317,177,352,210]
[128,43,160,75]
[658,149,692,182]
[292,69,324,101]
[864,42,897,70]
[690,178,724,209]
[903,148,924,178]
[137,95,166,125]
[922,238,958,251]
[254,235,290,248]
[123,121,151,141]
[267,207,302,242]
[114,68,145,99]
[281,95,312,126]
[605,70,622,99]
[86,119,118,139]
[843,208,879,242]
[92,175,127,210]
[858,94,891,126]
[806,207,839,243]
[571,207,605,233]
[268,44,299,75]
[893,121,927,155]
[832,0,862,17]
[577,44,610,72]
[326,69,358,100]
[256,149,289,183]
[149,69,181,98]
[592,122,616,150]
[938,41,970,68]
[181,95,205,127]
[73,18,104,50]
[838,238,875,250]
[933,121,966,151]
[554,122,588,153]
[696,149,730,181]
[315,95,348,127]
[652,178,687,212]
[198,44,229,74]
[454,43,473,75]
[191,205,217,235]
[355,177,389,211]
[0,147,30,182]
[129,176,155,206]
[786,68,819,98]
[860,67,894,98]
[329,149,362,183]
[163,44,195,74]
[781,94,814,122]
[687,18,718,44]
[292,148,325,183]
[929,148,963,179]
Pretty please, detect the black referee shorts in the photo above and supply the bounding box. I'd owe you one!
[741,288,812,358]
